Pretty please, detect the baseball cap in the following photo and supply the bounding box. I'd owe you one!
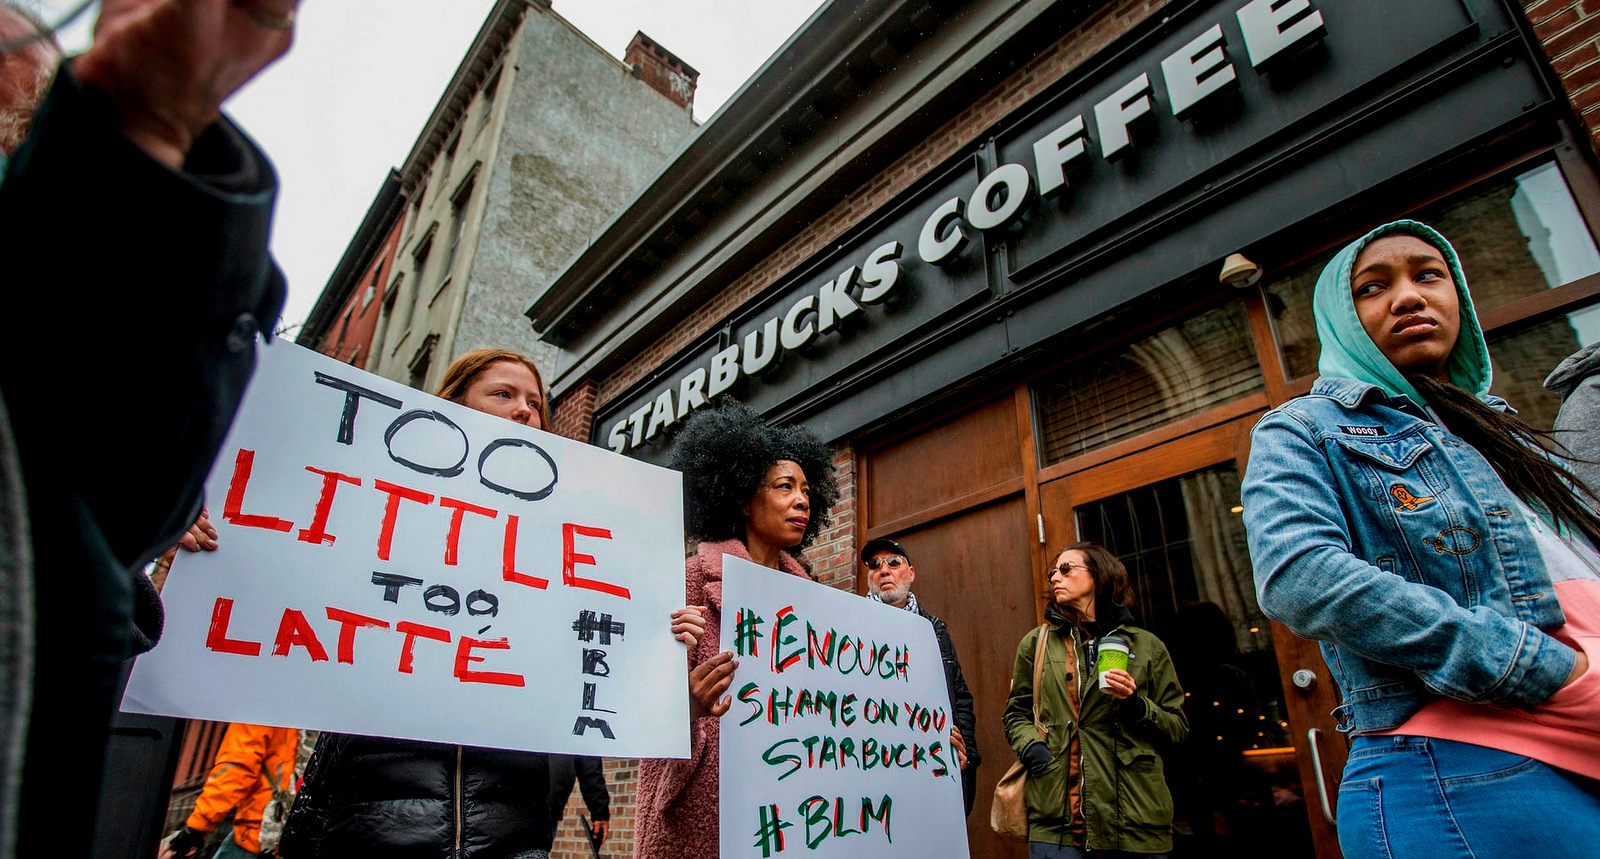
[860,538,910,566]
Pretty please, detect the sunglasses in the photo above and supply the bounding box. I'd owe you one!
[865,555,908,571]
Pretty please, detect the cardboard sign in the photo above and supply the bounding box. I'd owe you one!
[123,341,690,758]
[719,555,970,858]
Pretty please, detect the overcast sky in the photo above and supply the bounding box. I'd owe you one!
[45,0,827,337]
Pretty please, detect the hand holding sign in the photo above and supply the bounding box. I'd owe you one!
[691,650,738,719]
[124,342,690,759]
[673,604,710,649]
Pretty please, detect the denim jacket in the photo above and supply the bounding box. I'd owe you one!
[1241,376,1576,733]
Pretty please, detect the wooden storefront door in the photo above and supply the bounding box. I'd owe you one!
[1036,414,1345,859]
[859,393,1043,859]
[860,392,1347,859]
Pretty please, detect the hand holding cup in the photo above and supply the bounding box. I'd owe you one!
[1096,634,1136,699]
[1100,668,1137,699]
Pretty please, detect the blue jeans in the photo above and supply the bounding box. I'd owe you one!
[211,833,255,859]
[1339,736,1600,859]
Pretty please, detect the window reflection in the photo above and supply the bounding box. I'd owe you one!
[1034,301,1262,464]
[1075,466,1314,858]
[1509,162,1600,289]
[1265,159,1600,382]
[1488,300,1600,432]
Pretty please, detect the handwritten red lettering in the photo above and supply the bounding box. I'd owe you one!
[205,597,263,656]
[297,467,362,545]
[394,620,450,674]
[373,479,435,561]
[325,606,390,664]
[502,515,549,589]
[272,608,330,661]
[222,449,292,532]
[773,606,803,673]
[454,636,526,687]
[439,496,498,566]
[562,523,630,599]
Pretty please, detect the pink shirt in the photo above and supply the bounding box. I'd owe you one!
[1374,510,1600,780]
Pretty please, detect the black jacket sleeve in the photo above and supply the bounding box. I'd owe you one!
[0,61,286,580]
[573,756,610,821]
[1,61,285,859]
[928,613,980,816]
[279,733,344,858]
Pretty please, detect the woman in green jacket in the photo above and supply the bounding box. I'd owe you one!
[1004,542,1188,859]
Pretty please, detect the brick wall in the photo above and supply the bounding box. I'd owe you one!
[1525,0,1600,151]
[550,377,598,441]
[551,758,637,858]
[311,216,404,368]
[623,32,698,112]
[807,445,858,593]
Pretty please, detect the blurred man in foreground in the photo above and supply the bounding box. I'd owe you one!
[0,2,296,855]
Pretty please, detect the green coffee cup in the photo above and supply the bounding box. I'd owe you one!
[1096,634,1130,689]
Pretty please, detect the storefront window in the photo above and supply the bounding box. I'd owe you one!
[1487,300,1600,431]
[1262,258,1323,380]
[1424,160,1600,311]
[1265,159,1600,382]
[1033,300,1263,465]
[1075,465,1313,858]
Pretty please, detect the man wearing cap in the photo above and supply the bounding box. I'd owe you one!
[862,538,981,816]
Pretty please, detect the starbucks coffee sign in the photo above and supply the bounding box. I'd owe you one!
[597,0,1484,457]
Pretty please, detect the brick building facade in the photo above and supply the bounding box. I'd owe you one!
[299,0,699,392]
[530,2,1600,857]
[297,170,405,367]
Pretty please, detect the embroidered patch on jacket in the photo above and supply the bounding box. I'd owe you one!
[1340,425,1385,436]
[1423,526,1481,556]
[1390,484,1435,511]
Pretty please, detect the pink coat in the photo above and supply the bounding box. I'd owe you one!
[633,539,811,859]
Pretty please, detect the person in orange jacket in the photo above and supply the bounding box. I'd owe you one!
[166,723,299,858]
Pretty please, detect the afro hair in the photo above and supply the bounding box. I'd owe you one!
[669,399,839,551]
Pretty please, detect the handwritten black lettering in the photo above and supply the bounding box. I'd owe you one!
[371,571,423,603]
[314,372,402,444]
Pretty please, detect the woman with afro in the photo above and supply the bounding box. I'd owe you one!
[634,399,840,859]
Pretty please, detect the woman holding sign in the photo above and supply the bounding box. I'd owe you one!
[634,399,840,859]
[1003,542,1187,859]
[280,348,555,859]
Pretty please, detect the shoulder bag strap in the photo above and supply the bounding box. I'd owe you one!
[1031,623,1049,738]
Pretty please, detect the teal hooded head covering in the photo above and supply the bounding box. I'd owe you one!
[1313,219,1492,407]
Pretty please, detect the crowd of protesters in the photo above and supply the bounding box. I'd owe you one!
[0,2,1596,859]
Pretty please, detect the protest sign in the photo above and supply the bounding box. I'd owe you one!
[124,341,689,758]
[719,554,970,858]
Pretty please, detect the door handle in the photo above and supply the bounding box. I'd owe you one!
[1307,727,1336,825]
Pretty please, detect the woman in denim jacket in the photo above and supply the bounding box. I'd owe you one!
[1241,220,1600,858]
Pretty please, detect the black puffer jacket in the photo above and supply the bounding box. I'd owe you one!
[279,734,550,858]
[914,603,982,815]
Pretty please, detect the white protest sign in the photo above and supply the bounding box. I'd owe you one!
[124,340,689,758]
[719,554,970,858]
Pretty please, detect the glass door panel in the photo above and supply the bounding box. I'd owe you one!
[1075,466,1311,857]
[1035,415,1344,858]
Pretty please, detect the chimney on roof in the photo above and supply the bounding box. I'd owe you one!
[624,31,698,112]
